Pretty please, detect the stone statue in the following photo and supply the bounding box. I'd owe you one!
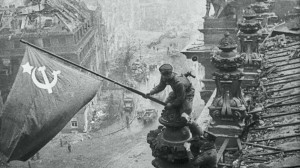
[205,0,227,18]
[205,0,237,18]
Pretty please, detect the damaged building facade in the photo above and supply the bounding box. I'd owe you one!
[0,0,107,133]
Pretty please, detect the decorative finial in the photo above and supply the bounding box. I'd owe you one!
[224,31,230,37]
[218,32,237,51]
[243,6,257,19]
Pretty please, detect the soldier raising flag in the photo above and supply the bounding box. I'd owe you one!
[0,40,167,163]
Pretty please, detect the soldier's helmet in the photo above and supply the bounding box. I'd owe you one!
[159,64,173,75]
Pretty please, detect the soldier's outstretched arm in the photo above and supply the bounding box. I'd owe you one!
[149,77,167,95]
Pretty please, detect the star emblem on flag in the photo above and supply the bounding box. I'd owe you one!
[21,62,33,74]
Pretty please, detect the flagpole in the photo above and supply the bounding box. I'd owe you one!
[20,39,166,106]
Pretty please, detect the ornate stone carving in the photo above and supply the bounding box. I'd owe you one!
[159,109,187,127]
[243,6,257,19]
[212,32,243,71]
[147,108,192,164]
[209,32,247,126]
[240,52,262,67]
[250,2,271,14]
[147,125,191,162]
[238,7,261,34]
[209,70,247,126]
[238,22,261,34]
[218,31,237,51]
[211,52,243,71]
[238,6,262,69]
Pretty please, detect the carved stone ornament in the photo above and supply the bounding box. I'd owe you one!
[213,71,244,80]
[211,52,243,71]
[250,2,271,14]
[238,22,261,34]
[240,52,262,67]
[238,7,262,34]
[208,77,247,126]
[209,96,247,122]
[217,32,238,52]
[147,125,191,162]
[147,108,192,163]
[212,32,243,71]
[159,109,187,127]
[243,6,257,20]
[209,32,247,126]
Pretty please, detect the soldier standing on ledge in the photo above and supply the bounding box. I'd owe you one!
[144,63,195,116]
[144,63,203,136]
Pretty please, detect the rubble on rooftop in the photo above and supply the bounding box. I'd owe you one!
[242,32,300,168]
[0,0,91,34]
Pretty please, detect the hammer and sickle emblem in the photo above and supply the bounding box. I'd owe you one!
[31,66,61,94]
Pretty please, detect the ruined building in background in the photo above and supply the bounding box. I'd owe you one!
[179,0,300,167]
[138,0,196,32]
[0,0,107,133]
[181,0,256,104]
[182,0,298,104]
[138,0,168,31]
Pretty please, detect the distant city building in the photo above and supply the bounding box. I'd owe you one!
[138,0,190,31]
[0,0,106,133]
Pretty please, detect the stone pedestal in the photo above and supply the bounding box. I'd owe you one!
[237,6,263,91]
[207,33,247,147]
[147,109,192,167]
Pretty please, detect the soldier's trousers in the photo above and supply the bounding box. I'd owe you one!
[165,89,194,115]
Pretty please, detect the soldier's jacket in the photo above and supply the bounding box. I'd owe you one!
[149,72,194,107]
[191,148,217,168]
[187,139,217,168]
[189,138,216,153]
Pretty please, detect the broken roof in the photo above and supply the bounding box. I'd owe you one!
[272,17,300,35]
[0,0,92,34]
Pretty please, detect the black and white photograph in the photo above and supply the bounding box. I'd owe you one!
[0,0,300,167]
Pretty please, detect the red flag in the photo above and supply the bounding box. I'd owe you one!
[0,46,100,162]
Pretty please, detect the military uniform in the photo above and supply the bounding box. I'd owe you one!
[149,64,195,114]
[186,138,217,168]
[184,121,217,168]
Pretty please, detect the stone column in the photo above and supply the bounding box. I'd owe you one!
[147,107,194,167]
[237,6,263,110]
[207,32,247,147]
